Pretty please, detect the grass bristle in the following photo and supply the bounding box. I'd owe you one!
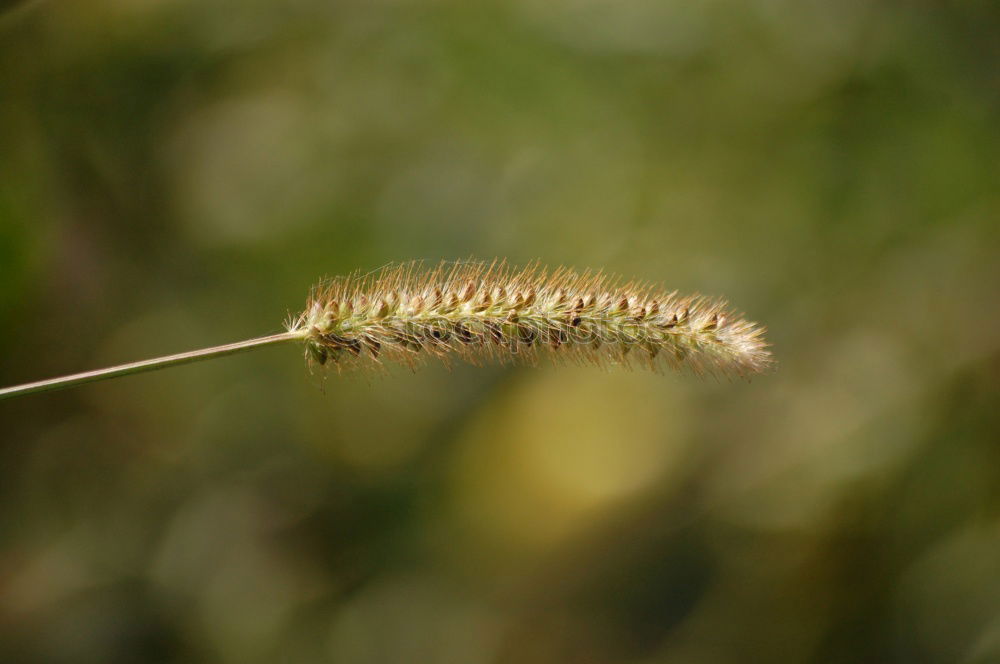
[287,260,773,378]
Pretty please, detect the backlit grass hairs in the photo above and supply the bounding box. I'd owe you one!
[0,260,772,400]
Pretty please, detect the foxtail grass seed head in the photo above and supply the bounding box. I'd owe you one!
[287,260,772,377]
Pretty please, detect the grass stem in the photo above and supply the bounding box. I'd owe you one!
[0,332,302,401]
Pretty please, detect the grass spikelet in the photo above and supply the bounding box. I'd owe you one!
[287,260,772,378]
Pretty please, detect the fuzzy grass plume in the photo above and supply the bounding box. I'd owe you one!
[292,260,770,376]
[0,260,771,400]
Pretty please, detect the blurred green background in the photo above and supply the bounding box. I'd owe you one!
[1,1,999,662]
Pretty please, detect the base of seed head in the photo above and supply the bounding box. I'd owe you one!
[287,260,772,378]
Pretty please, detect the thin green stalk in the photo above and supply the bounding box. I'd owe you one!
[0,331,303,401]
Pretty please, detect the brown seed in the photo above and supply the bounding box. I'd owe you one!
[308,345,328,365]
[484,321,502,344]
[519,325,537,346]
[474,290,492,311]
[453,323,474,343]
